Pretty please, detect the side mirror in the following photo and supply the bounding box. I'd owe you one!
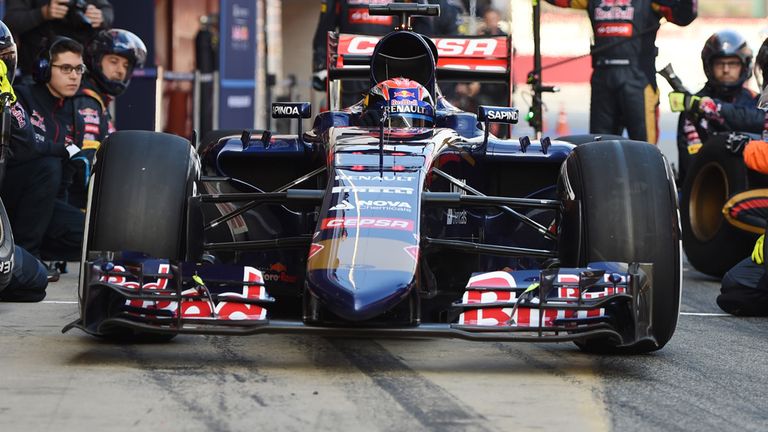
[477,106,519,124]
[271,102,312,119]
[477,106,519,151]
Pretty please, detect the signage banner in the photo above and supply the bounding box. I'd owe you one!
[219,0,257,129]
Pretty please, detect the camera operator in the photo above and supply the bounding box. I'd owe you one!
[4,0,113,82]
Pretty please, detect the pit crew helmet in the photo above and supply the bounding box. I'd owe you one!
[701,29,753,94]
[364,77,434,128]
[86,29,147,96]
[756,37,768,91]
[0,20,16,85]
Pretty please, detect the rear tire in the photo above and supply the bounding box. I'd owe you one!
[556,134,625,145]
[558,140,681,353]
[82,130,199,342]
[680,134,762,277]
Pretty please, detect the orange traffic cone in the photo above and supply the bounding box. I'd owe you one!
[555,104,570,137]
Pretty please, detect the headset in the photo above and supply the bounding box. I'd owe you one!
[34,36,79,84]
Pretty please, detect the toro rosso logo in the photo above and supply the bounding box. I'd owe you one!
[321,217,414,231]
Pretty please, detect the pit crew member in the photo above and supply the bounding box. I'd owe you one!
[544,0,697,143]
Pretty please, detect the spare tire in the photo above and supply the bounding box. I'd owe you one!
[0,199,14,292]
[680,133,766,277]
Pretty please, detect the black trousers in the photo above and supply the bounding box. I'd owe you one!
[590,67,660,144]
[718,257,768,316]
[0,245,48,302]
[1,156,84,260]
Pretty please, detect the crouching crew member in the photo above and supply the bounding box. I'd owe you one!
[1,36,86,270]
[68,28,146,208]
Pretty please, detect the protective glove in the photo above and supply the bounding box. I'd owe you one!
[70,151,93,188]
[312,69,327,92]
[752,234,764,265]
[0,60,16,104]
[669,91,700,113]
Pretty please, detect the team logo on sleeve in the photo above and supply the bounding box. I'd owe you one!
[10,103,25,128]
[30,110,45,132]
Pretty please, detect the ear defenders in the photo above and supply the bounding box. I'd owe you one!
[34,36,77,84]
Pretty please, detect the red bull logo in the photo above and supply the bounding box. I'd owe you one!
[595,0,634,21]
[393,90,414,98]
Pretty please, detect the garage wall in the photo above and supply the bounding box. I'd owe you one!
[281,0,319,109]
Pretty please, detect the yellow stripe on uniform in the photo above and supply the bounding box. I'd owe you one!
[644,84,659,144]
[570,0,589,8]
[82,140,101,151]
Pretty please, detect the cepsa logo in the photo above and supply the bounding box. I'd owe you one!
[321,217,414,231]
[344,36,501,57]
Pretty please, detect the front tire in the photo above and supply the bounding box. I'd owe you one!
[558,140,681,353]
[81,130,199,342]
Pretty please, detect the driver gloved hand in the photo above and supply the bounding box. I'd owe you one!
[312,70,327,91]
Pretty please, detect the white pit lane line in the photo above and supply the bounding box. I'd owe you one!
[40,301,735,317]
[680,312,733,317]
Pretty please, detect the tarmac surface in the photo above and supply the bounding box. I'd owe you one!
[0,258,766,432]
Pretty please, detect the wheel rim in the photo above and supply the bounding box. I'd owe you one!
[689,162,728,242]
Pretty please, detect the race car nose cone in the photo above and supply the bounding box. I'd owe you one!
[307,269,415,321]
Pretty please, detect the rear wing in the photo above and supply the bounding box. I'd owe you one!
[326,32,514,109]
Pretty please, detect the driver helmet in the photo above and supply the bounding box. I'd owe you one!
[86,29,147,96]
[701,29,753,94]
[0,20,16,85]
[755,37,768,91]
[363,77,434,128]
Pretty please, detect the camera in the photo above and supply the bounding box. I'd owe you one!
[66,0,91,27]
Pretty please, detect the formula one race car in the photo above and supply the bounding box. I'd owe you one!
[64,4,681,354]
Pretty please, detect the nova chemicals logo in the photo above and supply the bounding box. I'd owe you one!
[330,200,412,212]
[321,217,414,231]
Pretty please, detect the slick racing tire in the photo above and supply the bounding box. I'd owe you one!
[88,131,197,260]
[555,134,625,145]
[558,140,681,354]
[680,134,764,277]
[83,131,199,342]
[0,198,14,292]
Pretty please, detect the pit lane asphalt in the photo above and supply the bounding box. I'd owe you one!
[0,259,766,432]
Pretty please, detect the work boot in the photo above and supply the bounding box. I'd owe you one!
[45,263,61,282]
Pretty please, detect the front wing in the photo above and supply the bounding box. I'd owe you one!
[64,259,655,347]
